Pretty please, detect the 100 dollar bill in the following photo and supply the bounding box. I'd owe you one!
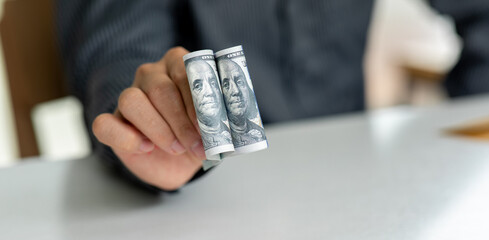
[183,46,268,170]
[215,46,268,156]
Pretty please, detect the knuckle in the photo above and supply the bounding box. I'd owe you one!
[136,63,154,76]
[118,88,142,112]
[92,114,109,138]
[167,46,186,57]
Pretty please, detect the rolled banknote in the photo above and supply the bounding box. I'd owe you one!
[215,45,268,156]
[183,50,234,168]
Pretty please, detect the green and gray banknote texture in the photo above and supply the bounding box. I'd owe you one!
[183,46,268,170]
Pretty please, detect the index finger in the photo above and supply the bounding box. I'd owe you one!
[162,47,199,131]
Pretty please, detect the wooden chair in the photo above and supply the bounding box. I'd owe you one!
[0,0,67,157]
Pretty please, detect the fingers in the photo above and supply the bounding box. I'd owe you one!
[163,47,199,131]
[92,113,155,153]
[120,46,204,159]
[117,87,187,155]
[139,73,205,159]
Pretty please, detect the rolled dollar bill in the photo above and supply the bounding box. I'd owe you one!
[183,50,234,167]
[215,46,268,156]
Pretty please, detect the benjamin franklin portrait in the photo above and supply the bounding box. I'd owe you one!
[186,59,232,149]
[218,59,266,147]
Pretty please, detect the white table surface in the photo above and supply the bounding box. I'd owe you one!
[2,95,489,240]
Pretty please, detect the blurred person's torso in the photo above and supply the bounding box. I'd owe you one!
[176,0,374,123]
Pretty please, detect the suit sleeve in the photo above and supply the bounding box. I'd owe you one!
[56,0,204,192]
[429,0,489,97]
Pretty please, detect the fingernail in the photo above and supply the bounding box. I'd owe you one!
[171,140,186,154]
[191,140,206,159]
[139,139,155,153]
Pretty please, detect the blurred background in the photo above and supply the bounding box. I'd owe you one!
[0,0,461,166]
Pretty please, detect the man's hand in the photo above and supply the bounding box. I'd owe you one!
[92,47,206,191]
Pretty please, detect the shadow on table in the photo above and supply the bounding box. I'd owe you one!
[60,155,164,230]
